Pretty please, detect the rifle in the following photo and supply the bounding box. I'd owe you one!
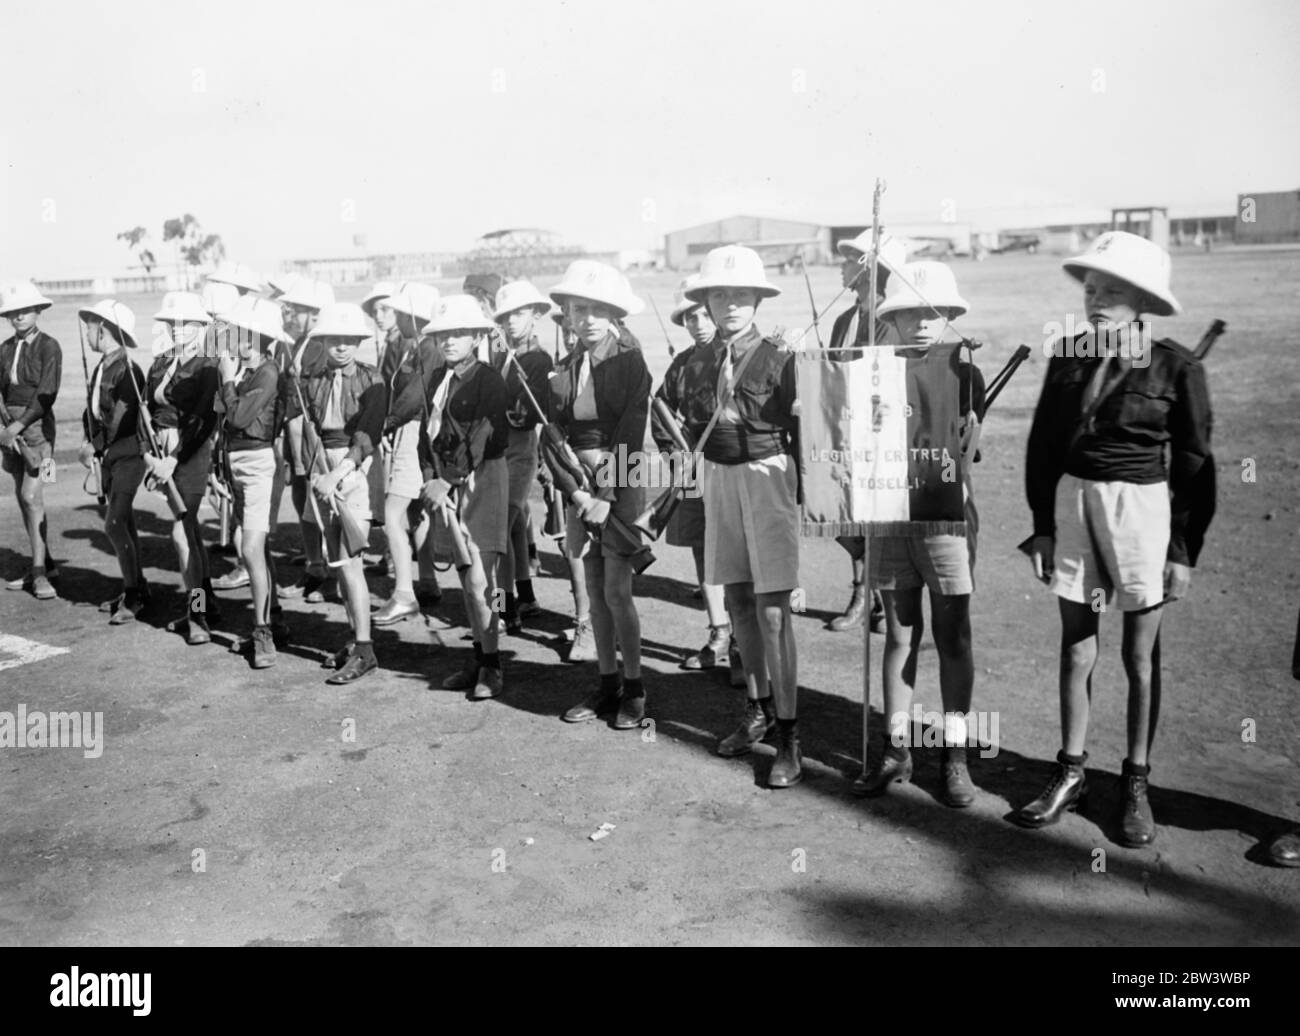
[290,374,370,564]
[981,344,1032,417]
[799,256,826,350]
[1194,319,1226,361]
[77,320,106,505]
[634,398,697,540]
[503,350,654,572]
[124,355,189,519]
[648,296,676,358]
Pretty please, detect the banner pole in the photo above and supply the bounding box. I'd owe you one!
[862,529,872,774]
[861,177,884,778]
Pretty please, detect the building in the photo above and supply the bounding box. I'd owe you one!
[1235,189,1300,244]
[664,215,825,271]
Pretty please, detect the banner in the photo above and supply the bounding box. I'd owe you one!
[799,343,968,537]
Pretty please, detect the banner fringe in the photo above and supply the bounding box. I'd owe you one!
[801,521,968,538]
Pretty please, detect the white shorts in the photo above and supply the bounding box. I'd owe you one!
[385,420,424,500]
[1050,475,1170,612]
[230,448,277,535]
[702,453,799,594]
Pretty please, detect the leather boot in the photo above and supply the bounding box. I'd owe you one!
[768,721,803,788]
[1117,759,1156,847]
[851,738,913,797]
[1266,828,1300,868]
[563,683,622,723]
[1012,751,1088,828]
[682,624,731,670]
[940,745,976,808]
[828,583,866,632]
[716,696,776,757]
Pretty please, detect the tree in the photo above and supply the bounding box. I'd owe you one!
[162,214,226,281]
[116,226,157,274]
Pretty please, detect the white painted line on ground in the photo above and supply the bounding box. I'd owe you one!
[0,633,71,672]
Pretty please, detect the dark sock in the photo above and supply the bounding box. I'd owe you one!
[504,592,516,612]
[482,652,500,669]
[32,566,46,578]
[354,640,375,662]
[599,672,621,695]
[528,543,538,560]
[515,579,535,603]
[1058,750,1087,768]
[777,718,797,736]
[757,695,776,720]
[623,676,644,700]
[473,642,484,665]
[1122,759,1150,777]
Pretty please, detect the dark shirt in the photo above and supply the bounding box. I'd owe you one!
[147,352,220,464]
[381,335,444,432]
[216,361,285,452]
[0,329,62,437]
[652,337,720,450]
[550,331,651,456]
[277,333,327,420]
[300,361,387,469]
[493,338,553,429]
[703,326,798,465]
[827,305,889,360]
[418,359,509,485]
[1025,335,1215,566]
[83,349,145,454]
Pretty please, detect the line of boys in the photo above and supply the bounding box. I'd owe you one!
[8,239,1290,862]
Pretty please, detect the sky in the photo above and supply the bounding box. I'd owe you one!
[2,0,1297,278]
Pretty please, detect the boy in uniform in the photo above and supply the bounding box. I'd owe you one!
[418,295,511,699]
[851,261,986,807]
[215,295,290,668]
[824,232,908,635]
[491,280,555,633]
[687,247,802,785]
[79,300,150,624]
[299,303,387,684]
[0,281,61,600]
[651,275,742,685]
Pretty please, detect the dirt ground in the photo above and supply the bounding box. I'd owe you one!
[1,249,1298,946]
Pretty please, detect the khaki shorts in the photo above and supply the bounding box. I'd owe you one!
[504,426,539,516]
[385,421,423,500]
[432,454,509,563]
[869,497,978,596]
[0,421,53,478]
[1050,475,1170,612]
[230,447,277,535]
[702,453,799,594]
[563,447,647,561]
[302,445,372,530]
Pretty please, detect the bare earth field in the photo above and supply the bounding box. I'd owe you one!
[1,249,1298,946]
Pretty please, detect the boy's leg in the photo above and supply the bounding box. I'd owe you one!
[928,591,974,717]
[1120,607,1163,767]
[243,528,271,625]
[1011,598,1098,828]
[1058,599,1100,755]
[726,581,768,697]
[852,588,923,797]
[584,553,617,673]
[929,589,976,806]
[755,590,796,717]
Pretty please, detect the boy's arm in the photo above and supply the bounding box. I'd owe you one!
[1166,357,1215,567]
[1025,360,1065,537]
